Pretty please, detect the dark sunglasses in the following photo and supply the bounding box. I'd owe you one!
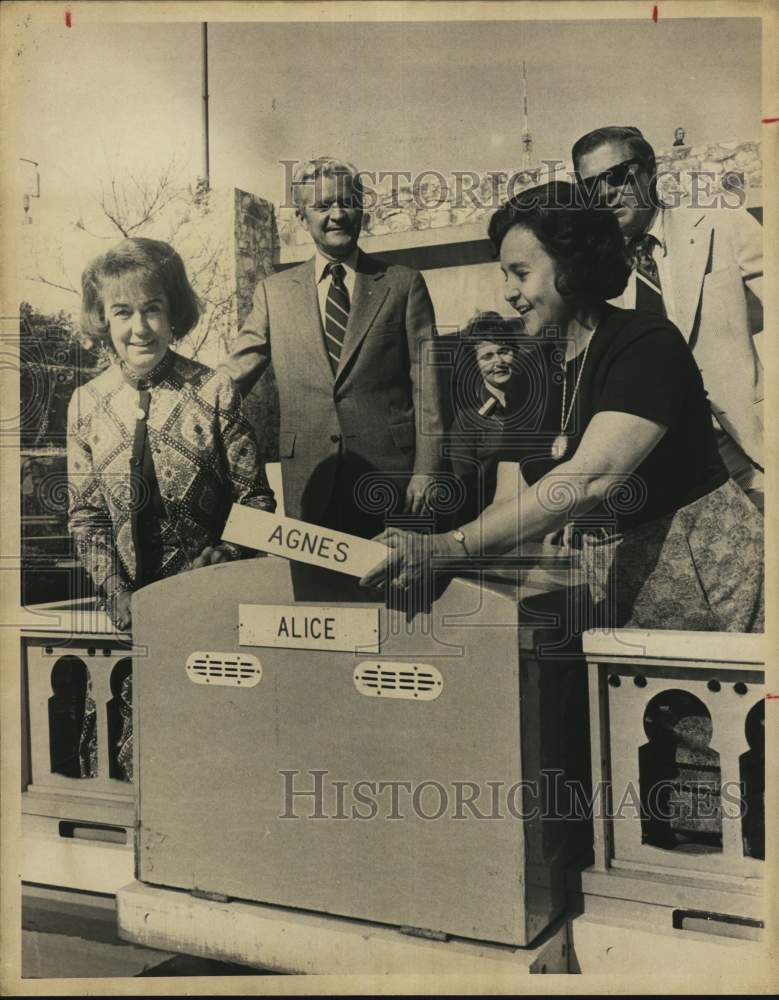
[577,158,645,190]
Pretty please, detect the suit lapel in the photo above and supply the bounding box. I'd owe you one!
[336,251,389,382]
[664,207,712,341]
[287,258,334,380]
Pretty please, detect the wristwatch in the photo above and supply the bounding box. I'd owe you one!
[451,529,470,556]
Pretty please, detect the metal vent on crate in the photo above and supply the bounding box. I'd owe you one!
[185,651,262,688]
[354,661,443,701]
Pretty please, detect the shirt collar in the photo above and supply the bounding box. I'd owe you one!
[315,248,359,284]
[645,207,666,256]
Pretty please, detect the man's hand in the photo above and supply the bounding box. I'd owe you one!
[404,473,437,515]
[190,543,239,570]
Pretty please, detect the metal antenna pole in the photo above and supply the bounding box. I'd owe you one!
[520,60,534,172]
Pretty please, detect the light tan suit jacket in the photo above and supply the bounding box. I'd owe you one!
[615,205,763,469]
[221,250,447,523]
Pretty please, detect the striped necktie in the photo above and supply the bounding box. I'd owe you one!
[323,262,350,374]
[630,233,665,316]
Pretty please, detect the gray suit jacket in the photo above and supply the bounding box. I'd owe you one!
[221,250,447,521]
[614,205,763,467]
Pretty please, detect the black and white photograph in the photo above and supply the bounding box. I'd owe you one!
[0,0,775,993]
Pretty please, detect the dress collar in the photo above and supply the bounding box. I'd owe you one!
[477,381,507,417]
[484,382,507,408]
[117,349,175,390]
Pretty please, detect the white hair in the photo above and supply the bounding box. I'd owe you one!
[291,157,363,217]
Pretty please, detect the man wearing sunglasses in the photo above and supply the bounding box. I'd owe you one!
[571,125,764,509]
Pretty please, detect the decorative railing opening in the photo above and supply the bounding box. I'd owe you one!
[740,699,764,860]
[638,689,722,854]
[107,658,133,782]
[48,656,94,779]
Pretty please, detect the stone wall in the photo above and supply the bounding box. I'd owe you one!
[229,189,280,462]
[655,139,761,206]
[157,187,277,370]
[276,140,762,254]
[141,186,280,460]
[233,190,277,328]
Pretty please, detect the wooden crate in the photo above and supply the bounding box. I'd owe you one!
[130,558,590,947]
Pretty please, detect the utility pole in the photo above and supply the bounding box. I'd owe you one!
[200,23,210,191]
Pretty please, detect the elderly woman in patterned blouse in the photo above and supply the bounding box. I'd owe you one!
[67,238,276,778]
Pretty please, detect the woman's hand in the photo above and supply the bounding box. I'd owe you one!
[543,522,575,550]
[360,528,425,593]
[359,529,459,605]
[108,590,132,632]
[190,543,240,569]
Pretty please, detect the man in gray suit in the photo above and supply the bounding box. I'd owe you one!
[572,126,764,508]
[222,157,448,541]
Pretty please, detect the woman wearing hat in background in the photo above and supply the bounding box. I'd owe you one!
[362,182,763,633]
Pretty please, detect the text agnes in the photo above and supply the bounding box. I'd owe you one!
[267,524,350,563]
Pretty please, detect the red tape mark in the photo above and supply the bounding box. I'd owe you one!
[762,117,779,124]
[65,8,72,27]
[766,693,779,700]
[652,4,658,21]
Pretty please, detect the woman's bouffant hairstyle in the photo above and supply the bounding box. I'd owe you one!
[80,238,200,344]
[488,181,631,304]
[458,310,526,370]
[460,310,526,347]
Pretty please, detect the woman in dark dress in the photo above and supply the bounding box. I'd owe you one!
[448,311,536,525]
[362,182,763,632]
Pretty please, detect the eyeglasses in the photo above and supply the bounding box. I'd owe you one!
[577,158,645,191]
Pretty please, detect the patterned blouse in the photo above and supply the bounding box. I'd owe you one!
[67,349,276,599]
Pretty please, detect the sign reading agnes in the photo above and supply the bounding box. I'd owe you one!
[222,506,389,577]
[268,525,350,564]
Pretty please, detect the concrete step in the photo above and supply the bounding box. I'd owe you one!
[21,883,277,979]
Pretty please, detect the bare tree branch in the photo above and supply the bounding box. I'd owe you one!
[91,165,186,238]
[27,274,80,295]
[74,218,121,241]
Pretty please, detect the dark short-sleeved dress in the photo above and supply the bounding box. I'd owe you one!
[448,339,552,526]
[511,305,763,632]
[449,385,535,526]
